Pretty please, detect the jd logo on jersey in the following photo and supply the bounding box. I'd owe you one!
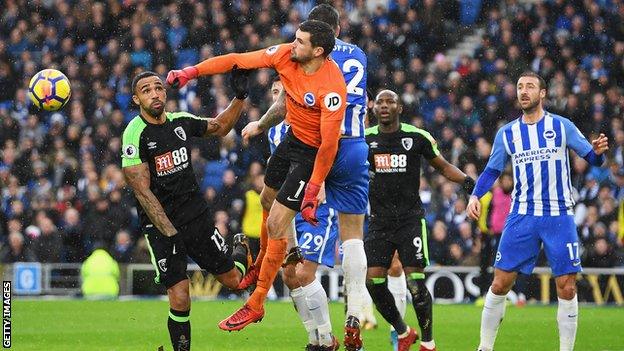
[174,126,187,141]
[401,138,413,151]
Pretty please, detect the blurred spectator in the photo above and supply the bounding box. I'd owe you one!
[32,217,62,263]
[0,231,36,263]
[111,229,133,263]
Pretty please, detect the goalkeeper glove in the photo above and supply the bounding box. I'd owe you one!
[230,65,250,100]
[166,66,199,89]
[300,182,321,226]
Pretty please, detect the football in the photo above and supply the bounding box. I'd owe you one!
[28,69,71,111]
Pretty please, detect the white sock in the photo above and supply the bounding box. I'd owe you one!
[361,289,377,324]
[304,279,333,346]
[557,295,578,351]
[388,272,407,319]
[291,287,318,345]
[421,340,436,349]
[478,288,507,351]
[342,239,367,321]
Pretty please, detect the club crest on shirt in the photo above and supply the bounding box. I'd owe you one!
[158,258,167,272]
[304,92,315,106]
[401,137,413,151]
[265,45,279,55]
[174,126,186,141]
[543,129,556,140]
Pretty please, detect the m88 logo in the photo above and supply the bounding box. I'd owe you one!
[155,147,188,173]
[374,154,407,169]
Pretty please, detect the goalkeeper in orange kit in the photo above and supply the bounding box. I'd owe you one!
[167,20,347,331]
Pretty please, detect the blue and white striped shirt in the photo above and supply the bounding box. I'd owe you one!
[486,112,593,216]
[331,38,367,138]
[267,121,289,154]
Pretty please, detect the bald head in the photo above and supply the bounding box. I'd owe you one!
[373,89,402,127]
[375,89,400,101]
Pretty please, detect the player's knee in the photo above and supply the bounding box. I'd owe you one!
[260,192,273,211]
[260,187,276,211]
[266,216,282,239]
[295,269,315,286]
[169,287,190,310]
[282,267,299,289]
[406,279,430,304]
[490,280,512,295]
[558,284,577,300]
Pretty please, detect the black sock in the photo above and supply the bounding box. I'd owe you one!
[407,274,433,341]
[168,309,191,351]
[232,242,249,276]
[366,278,407,334]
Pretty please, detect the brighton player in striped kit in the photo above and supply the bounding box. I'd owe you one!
[467,72,609,351]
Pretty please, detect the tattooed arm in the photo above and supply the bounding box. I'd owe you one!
[259,89,286,130]
[203,98,246,137]
[241,89,287,141]
[123,162,177,237]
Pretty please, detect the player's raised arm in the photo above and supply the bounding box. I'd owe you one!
[166,44,290,88]
[560,117,608,165]
[467,129,509,220]
[241,89,287,141]
[202,66,250,137]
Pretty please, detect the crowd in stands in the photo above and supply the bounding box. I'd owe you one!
[0,0,622,269]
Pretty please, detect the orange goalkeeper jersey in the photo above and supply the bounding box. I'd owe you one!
[194,44,347,185]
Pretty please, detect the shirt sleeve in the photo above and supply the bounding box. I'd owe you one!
[121,122,146,168]
[561,117,592,157]
[194,44,290,75]
[484,128,510,172]
[179,112,208,138]
[309,86,347,185]
[417,129,440,160]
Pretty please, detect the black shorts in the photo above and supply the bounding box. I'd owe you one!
[143,212,233,288]
[264,130,318,211]
[365,215,429,269]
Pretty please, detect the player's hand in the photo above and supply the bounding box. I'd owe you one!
[166,66,199,89]
[230,65,250,100]
[300,182,321,226]
[165,232,186,269]
[241,121,264,142]
[466,195,481,220]
[591,133,609,155]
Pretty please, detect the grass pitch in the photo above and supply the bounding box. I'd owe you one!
[13,299,623,350]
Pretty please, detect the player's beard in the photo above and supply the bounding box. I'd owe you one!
[145,101,165,119]
[290,51,311,64]
[520,96,540,114]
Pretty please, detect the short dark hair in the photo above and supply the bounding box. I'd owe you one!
[271,75,281,84]
[298,20,335,58]
[518,71,547,90]
[131,71,159,93]
[308,4,339,30]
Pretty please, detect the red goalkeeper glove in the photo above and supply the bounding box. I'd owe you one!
[166,66,199,89]
[300,182,321,226]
